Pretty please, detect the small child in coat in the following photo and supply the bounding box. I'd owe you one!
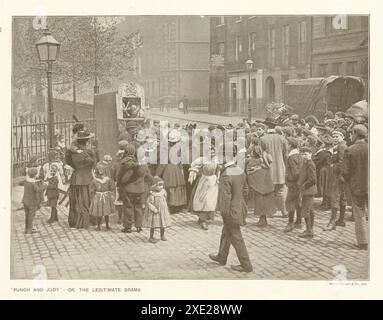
[21,168,47,234]
[45,164,60,223]
[142,176,172,243]
[90,163,115,230]
[297,146,318,238]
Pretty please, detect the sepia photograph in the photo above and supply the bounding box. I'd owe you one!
[7,9,371,287]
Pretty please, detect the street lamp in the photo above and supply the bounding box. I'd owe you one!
[35,28,60,149]
[246,59,254,123]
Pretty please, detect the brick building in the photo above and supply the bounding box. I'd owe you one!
[118,16,210,110]
[311,15,369,96]
[209,15,312,116]
[209,15,369,116]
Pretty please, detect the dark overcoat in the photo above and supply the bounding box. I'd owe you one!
[218,164,248,226]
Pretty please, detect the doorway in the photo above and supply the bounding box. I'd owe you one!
[265,76,275,103]
[231,83,237,113]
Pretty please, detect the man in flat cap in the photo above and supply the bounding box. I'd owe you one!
[324,128,347,231]
[342,125,368,250]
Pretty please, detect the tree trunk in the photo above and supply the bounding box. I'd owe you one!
[72,81,77,117]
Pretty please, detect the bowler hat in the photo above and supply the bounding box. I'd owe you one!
[305,115,319,125]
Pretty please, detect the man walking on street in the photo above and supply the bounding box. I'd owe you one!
[209,154,253,273]
[342,125,368,250]
[259,117,289,225]
[182,94,189,115]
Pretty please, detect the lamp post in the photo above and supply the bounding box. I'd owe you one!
[35,28,60,149]
[246,59,254,124]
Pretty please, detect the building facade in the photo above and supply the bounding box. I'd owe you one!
[209,15,312,116]
[209,15,369,116]
[311,15,369,96]
[118,16,210,110]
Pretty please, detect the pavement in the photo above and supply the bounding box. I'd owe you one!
[11,186,369,280]
[147,108,251,126]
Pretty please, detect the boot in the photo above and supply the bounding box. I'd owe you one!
[335,205,346,227]
[298,217,314,238]
[160,228,167,241]
[200,221,208,230]
[283,211,295,233]
[46,207,55,224]
[105,216,110,230]
[323,208,337,231]
[294,207,302,229]
[255,215,267,228]
[149,228,158,243]
[96,217,102,231]
[116,206,123,224]
[53,207,58,221]
[310,211,315,229]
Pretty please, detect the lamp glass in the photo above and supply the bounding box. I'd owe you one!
[48,45,58,61]
[37,44,49,62]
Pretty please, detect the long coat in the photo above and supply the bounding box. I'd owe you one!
[261,132,288,184]
[218,164,247,226]
[69,149,96,185]
[342,140,368,197]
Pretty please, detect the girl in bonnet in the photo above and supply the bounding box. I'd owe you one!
[142,176,172,243]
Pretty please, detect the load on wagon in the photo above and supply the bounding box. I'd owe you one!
[284,75,365,120]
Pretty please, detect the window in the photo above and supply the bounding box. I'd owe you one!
[241,79,247,98]
[282,25,290,66]
[281,75,289,100]
[332,62,342,75]
[216,81,225,96]
[298,21,307,65]
[346,61,358,75]
[217,42,225,55]
[251,79,257,98]
[248,32,256,56]
[235,36,242,61]
[268,28,276,68]
[319,64,328,77]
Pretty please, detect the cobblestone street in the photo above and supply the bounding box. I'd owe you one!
[11,186,368,281]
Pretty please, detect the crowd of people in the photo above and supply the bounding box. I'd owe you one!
[19,108,368,273]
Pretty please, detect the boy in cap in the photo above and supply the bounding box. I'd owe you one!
[305,115,319,136]
[324,128,347,230]
[283,137,304,232]
[297,146,317,238]
[21,168,47,234]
